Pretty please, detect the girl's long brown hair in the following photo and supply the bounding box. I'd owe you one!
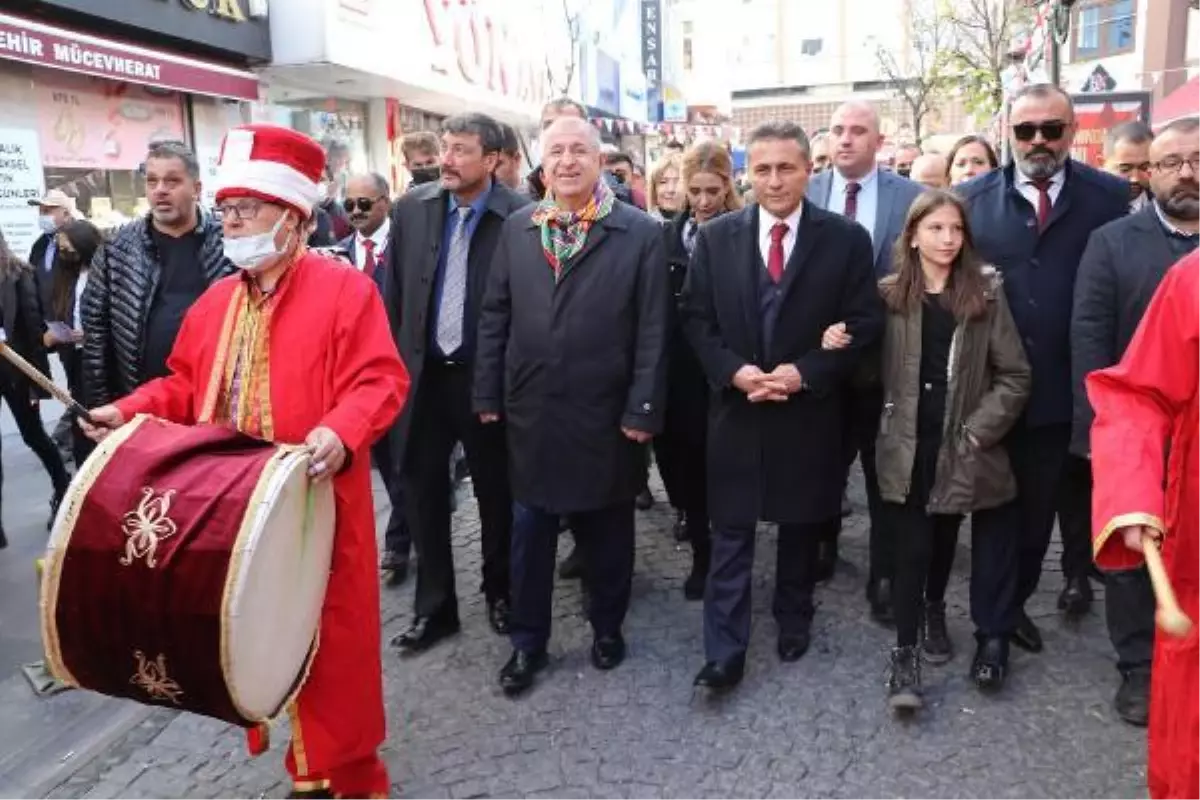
[680,141,744,214]
[883,190,988,322]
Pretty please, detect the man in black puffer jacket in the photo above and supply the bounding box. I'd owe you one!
[81,141,234,406]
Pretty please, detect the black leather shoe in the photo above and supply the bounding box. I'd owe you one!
[814,538,837,583]
[499,649,548,696]
[558,546,584,580]
[777,630,811,662]
[380,548,406,571]
[970,635,1009,691]
[635,488,654,511]
[384,560,409,587]
[1057,575,1093,618]
[1010,611,1044,653]
[694,655,745,691]
[869,578,895,625]
[487,598,511,636]
[1114,670,1150,727]
[591,634,626,671]
[391,615,461,652]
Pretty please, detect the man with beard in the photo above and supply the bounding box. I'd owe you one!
[1104,121,1154,213]
[1071,117,1199,726]
[958,84,1127,667]
[402,131,442,188]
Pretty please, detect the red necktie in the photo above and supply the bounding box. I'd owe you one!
[767,222,788,283]
[1033,178,1052,231]
[362,238,377,277]
[844,181,861,222]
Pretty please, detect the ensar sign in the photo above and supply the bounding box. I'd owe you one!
[424,0,547,108]
[157,0,250,23]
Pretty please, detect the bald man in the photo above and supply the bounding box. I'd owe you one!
[910,153,949,190]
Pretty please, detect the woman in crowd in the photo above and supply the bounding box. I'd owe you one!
[946,135,999,187]
[655,140,743,599]
[648,152,684,221]
[824,191,1029,710]
[45,219,102,467]
[0,230,71,548]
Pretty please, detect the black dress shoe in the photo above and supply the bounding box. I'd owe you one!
[558,546,584,580]
[487,598,511,636]
[380,548,406,571]
[499,649,548,696]
[635,488,655,511]
[970,635,1009,691]
[1057,575,1093,618]
[1010,611,1043,653]
[814,539,837,583]
[390,615,461,652]
[384,560,409,587]
[777,630,811,662]
[694,655,746,690]
[591,634,626,671]
[869,578,895,624]
[1114,669,1150,727]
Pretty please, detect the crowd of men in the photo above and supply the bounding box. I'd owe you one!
[2,83,1196,794]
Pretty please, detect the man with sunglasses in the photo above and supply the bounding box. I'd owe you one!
[958,84,1128,672]
[337,173,413,585]
[387,113,530,654]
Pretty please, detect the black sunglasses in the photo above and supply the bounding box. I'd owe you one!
[343,196,383,213]
[1012,121,1067,143]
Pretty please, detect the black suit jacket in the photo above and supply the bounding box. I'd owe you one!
[385,181,530,460]
[1070,204,1196,456]
[336,231,389,294]
[681,203,883,526]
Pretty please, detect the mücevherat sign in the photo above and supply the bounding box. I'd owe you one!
[0,13,259,100]
[19,0,271,63]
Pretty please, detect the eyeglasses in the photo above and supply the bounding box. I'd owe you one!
[343,196,384,213]
[1012,121,1068,142]
[1152,155,1200,173]
[216,199,263,221]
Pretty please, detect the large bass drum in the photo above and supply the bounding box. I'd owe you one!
[40,415,336,726]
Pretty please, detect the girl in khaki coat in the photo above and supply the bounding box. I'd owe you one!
[824,190,1030,711]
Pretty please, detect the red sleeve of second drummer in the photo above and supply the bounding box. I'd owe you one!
[319,272,410,457]
[1087,252,1199,571]
[113,298,209,424]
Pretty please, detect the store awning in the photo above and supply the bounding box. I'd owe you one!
[0,12,259,101]
[1153,76,1199,128]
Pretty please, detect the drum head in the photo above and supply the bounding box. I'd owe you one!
[223,450,335,720]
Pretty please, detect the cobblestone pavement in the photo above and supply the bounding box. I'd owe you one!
[49,469,1146,799]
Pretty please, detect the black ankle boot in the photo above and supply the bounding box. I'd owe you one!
[887,645,923,711]
[922,601,952,664]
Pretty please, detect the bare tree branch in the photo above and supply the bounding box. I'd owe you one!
[545,0,581,97]
[873,0,956,143]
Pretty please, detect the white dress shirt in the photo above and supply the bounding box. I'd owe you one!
[1015,167,1066,212]
[353,216,391,271]
[830,167,880,243]
[757,203,804,270]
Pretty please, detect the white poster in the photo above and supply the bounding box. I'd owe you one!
[0,129,46,260]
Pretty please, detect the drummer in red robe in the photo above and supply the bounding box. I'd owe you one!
[81,124,409,799]
[1088,250,1198,800]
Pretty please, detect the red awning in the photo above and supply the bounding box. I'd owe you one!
[0,12,259,101]
[1153,75,1199,128]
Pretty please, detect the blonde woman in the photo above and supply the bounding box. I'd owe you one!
[648,152,684,221]
[655,141,743,599]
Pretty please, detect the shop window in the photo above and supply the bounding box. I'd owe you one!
[684,38,693,70]
[1072,0,1136,61]
[263,98,369,202]
[801,38,823,56]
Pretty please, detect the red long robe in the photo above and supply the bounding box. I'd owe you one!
[113,251,409,797]
[1089,251,1198,800]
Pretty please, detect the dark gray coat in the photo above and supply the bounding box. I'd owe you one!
[473,200,669,513]
[681,203,884,527]
[384,181,530,461]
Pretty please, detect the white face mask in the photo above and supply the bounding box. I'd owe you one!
[316,182,329,203]
[38,215,57,234]
[222,212,293,272]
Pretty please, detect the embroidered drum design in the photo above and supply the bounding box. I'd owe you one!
[39,415,336,726]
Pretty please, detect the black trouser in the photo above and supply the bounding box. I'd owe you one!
[653,385,709,552]
[704,521,820,663]
[832,383,888,583]
[1005,423,1090,609]
[888,499,962,648]
[1106,567,1156,676]
[60,348,94,466]
[969,501,1021,638]
[0,375,70,522]
[509,500,635,653]
[371,428,411,561]
[402,361,512,620]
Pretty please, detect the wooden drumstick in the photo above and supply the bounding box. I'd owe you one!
[1142,531,1193,638]
[0,342,97,426]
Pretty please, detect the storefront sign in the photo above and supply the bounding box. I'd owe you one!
[0,129,47,259]
[640,0,662,94]
[0,12,260,100]
[1071,91,1150,167]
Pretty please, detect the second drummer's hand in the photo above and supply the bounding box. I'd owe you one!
[305,426,346,481]
[79,405,125,442]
